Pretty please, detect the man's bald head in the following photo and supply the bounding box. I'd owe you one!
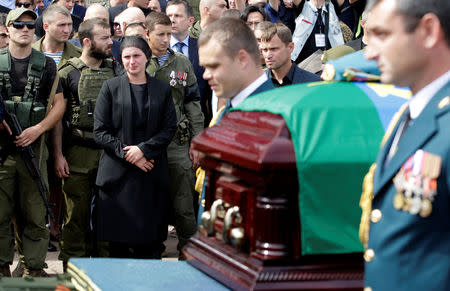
[120,7,146,26]
[199,0,227,27]
[85,3,109,22]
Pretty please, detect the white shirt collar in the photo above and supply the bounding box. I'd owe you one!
[231,73,268,108]
[409,70,450,119]
[170,35,189,48]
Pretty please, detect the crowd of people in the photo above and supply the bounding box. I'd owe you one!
[0,0,449,290]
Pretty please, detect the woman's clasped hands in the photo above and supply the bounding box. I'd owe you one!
[123,145,154,172]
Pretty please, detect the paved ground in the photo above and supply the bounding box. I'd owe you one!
[11,227,180,276]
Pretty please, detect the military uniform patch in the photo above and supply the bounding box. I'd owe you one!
[393,150,441,217]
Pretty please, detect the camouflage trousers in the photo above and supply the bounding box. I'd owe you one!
[58,145,108,263]
[0,143,49,269]
[167,141,197,251]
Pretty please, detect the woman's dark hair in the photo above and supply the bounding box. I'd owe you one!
[120,36,152,60]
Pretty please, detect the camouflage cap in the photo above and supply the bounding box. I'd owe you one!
[6,8,37,26]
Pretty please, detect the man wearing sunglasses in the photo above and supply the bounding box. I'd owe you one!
[0,8,65,277]
[15,0,35,10]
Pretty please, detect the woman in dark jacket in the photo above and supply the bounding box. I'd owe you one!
[94,36,177,258]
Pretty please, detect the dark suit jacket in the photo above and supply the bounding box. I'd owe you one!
[94,73,177,189]
[72,3,86,20]
[365,81,450,291]
[187,37,212,126]
[266,63,321,87]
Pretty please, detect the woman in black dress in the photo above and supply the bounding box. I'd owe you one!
[94,36,176,258]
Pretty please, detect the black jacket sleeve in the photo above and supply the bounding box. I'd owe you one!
[93,81,127,159]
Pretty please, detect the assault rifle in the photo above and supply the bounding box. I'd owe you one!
[0,95,54,220]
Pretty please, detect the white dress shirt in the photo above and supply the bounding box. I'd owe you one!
[409,70,450,119]
[231,73,268,108]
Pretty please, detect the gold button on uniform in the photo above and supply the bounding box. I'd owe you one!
[364,287,372,291]
[364,248,375,262]
[370,209,382,223]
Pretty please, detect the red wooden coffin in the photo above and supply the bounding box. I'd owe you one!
[183,111,364,291]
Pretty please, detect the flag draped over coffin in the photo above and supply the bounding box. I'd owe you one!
[233,81,410,255]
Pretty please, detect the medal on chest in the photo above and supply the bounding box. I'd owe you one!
[169,70,187,87]
[392,150,441,217]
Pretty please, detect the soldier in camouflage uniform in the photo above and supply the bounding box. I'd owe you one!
[55,19,115,269]
[0,8,65,277]
[145,12,204,256]
[9,4,81,278]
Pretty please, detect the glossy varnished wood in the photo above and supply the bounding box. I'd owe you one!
[184,111,364,290]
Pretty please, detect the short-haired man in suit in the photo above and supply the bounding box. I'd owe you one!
[166,0,212,126]
[199,17,274,117]
[195,17,275,223]
[258,21,320,87]
[361,0,450,290]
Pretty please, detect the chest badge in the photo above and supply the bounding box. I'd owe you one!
[393,150,441,217]
[169,70,187,87]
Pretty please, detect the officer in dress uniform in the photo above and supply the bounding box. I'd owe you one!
[359,0,450,290]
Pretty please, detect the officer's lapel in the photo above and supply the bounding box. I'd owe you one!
[250,79,274,97]
[120,75,133,143]
[373,109,408,192]
[375,82,450,194]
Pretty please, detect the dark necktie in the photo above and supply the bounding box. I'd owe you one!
[174,42,185,54]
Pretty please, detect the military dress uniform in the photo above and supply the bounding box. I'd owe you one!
[147,49,204,252]
[361,73,450,291]
[57,58,115,264]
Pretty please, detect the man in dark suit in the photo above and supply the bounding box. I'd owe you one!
[360,0,450,290]
[258,21,321,87]
[195,17,274,222]
[166,0,212,126]
[199,17,274,116]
